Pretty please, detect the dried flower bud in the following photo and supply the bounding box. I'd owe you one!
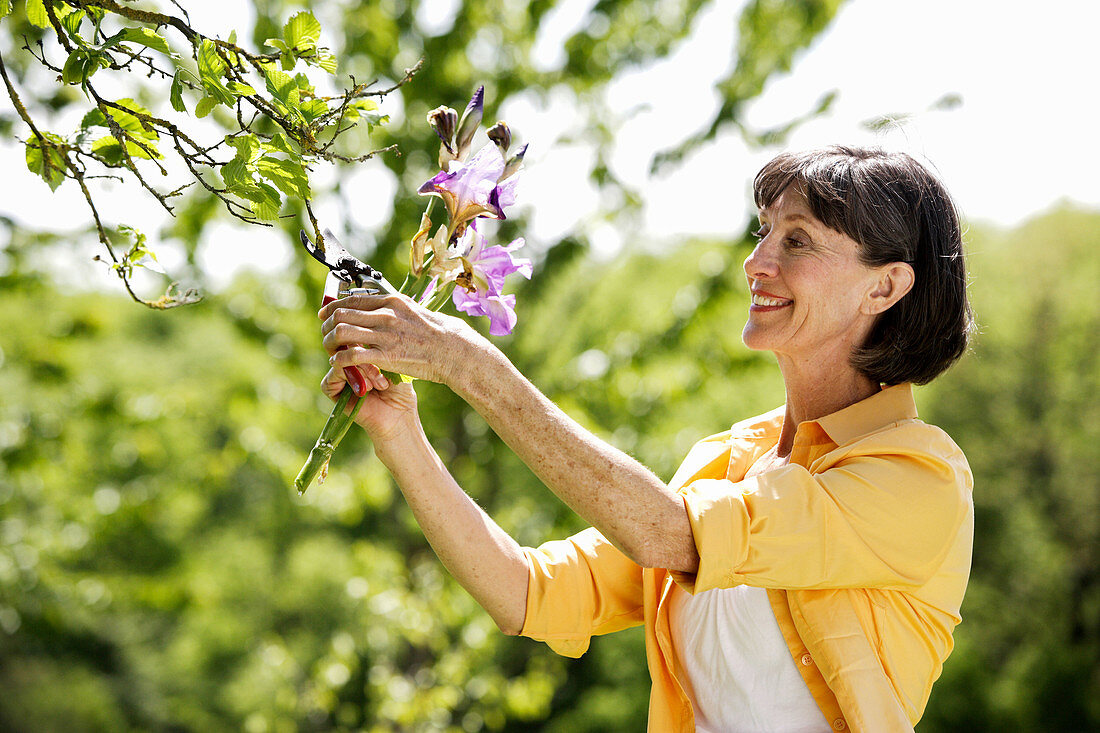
[487,121,511,155]
[427,224,463,283]
[501,143,527,181]
[409,210,432,275]
[427,106,458,152]
[438,146,458,171]
[455,85,484,160]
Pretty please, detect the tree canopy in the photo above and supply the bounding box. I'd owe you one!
[1,0,841,304]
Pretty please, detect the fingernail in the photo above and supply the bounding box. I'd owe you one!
[329,355,336,365]
[352,382,362,396]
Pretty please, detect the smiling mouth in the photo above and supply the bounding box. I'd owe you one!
[750,291,793,310]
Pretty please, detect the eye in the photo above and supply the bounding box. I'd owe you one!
[752,225,768,239]
[785,237,807,249]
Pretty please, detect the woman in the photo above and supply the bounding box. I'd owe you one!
[318,146,974,732]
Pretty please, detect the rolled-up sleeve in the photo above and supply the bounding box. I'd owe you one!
[672,434,972,594]
[520,527,645,657]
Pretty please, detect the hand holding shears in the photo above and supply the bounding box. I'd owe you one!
[299,228,399,395]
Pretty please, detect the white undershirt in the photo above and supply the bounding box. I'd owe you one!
[668,583,832,732]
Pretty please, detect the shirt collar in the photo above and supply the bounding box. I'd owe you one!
[810,383,919,446]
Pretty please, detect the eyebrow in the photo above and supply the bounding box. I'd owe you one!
[758,210,816,227]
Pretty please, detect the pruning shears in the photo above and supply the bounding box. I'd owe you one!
[300,228,399,396]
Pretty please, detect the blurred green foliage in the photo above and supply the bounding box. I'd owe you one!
[2,206,1099,730]
[917,207,1100,732]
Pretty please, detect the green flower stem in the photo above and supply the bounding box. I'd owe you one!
[294,384,360,494]
[426,280,456,311]
[381,369,410,385]
[404,266,434,304]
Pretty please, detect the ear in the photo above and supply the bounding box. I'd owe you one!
[863,262,915,315]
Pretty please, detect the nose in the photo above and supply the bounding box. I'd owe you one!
[743,238,779,280]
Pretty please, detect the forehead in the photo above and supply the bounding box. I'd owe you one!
[759,187,818,225]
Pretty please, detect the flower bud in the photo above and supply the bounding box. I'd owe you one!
[455,85,484,160]
[501,143,527,181]
[427,106,458,152]
[487,121,511,155]
[438,146,458,171]
[427,224,463,283]
[409,210,432,275]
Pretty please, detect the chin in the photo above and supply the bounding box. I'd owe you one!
[741,323,774,352]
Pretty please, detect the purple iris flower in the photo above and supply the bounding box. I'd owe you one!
[488,174,518,216]
[453,291,520,336]
[418,146,511,231]
[451,225,532,335]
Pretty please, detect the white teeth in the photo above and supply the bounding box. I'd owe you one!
[752,294,791,307]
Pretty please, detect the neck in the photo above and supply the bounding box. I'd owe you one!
[773,354,880,457]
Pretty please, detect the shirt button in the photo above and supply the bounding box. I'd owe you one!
[832,719,847,731]
[800,652,813,666]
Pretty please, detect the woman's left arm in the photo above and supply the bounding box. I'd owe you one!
[320,293,699,572]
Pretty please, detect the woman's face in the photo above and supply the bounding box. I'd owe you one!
[741,187,888,369]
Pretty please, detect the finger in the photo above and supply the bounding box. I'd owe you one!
[322,322,380,353]
[329,344,387,370]
[320,308,393,342]
[317,293,405,321]
[361,363,390,391]
[320,367,349,399]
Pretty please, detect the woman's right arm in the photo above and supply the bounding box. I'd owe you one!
[320,295,700,573]
[324,366,530,634]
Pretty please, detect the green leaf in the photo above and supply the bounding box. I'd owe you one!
[205,81,235,107]
[196,39,234,106]
[25,133,68,190]
[115,225,166,275]
[196,38,226,81]
[104,99,157,140]
[262,65,297,106]
[256,156,309,199]
[91,135,124,165]
[62,50,86,85]
[263,132,296,155]
[60,48,109,87]
[264,38,288,52]
[194,95,216,118]
[227,80,256,97]
[118,27,176,58]
[80,107,107,129]
[296,98,327,122]
[283,11,321,52]
[343,99,388,127]
[60,7,84,40]
[314,50,337,74]
[124,137,159,160]
[26,0,47,28]
[0,0,13,20]
[220,157,251,191]
[91,101,160,162]
[244,182,282,220]
[170,70,186,112]
[225,134,261,165]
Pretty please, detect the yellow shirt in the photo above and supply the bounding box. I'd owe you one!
[520,384,974,732]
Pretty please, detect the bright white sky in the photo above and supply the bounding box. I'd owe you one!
[3,0,1099,287]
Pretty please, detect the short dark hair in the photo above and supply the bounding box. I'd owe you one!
[753,145,973,385]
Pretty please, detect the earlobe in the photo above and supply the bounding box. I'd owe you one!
[864,263,915,315]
